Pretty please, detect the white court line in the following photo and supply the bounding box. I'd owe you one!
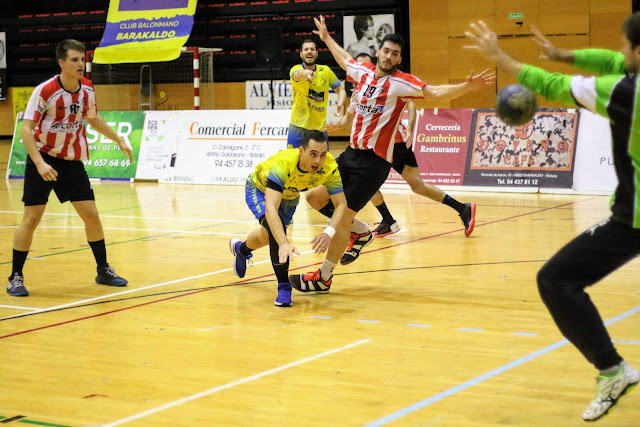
[0,225,315,240]
[0,211,326,227]
[0,304,41,311]
[0,249,316,321]
[104,339,370,426]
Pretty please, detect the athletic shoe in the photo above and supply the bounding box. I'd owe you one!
[373,221,401,238]
[459,202,476,237]
[583,361,639,421]
[7,274,28,297]
[274,283,292,307]
[289,269,332,293]
[340,230,374,265]
[229,238,252,278]
[96,264,128,287]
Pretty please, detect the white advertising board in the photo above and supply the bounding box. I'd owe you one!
[160,109,289,185]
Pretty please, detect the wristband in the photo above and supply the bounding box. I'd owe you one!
[324,226,336,238]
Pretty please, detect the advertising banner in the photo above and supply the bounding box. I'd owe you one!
[386,108,473,185]
[160,110,289,185]
[573,109,617,193]
[7,111,144,180]
[136,111,180,180]
[245,80,340,117]
[93,0,197,64]
[463,110,579,188]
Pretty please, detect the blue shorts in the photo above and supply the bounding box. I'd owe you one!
[287,124,329,149]
[245,180,298,226]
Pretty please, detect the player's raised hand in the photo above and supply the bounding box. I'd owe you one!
[465,69,496,91]
[311,232,332,254]
[278,242,300,263]
[304,69,315,82]
[313,15,329,42]
[531,25,561,61]
[464,21,501,58]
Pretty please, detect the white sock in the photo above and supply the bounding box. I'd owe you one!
[320,259,336,281]
[350,218,370,234]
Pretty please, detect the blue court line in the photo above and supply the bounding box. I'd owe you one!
[309,315,332,320]
[613,340,640,345]
[407,324,431,328]
[459,327,484,332]
[358,319,381,324]
[513,332,538,337]
[363,304,640,427]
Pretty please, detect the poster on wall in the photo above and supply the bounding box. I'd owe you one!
[343,14,394,58]
[0,32,7,101]
[7,111,144,180]
[463,110,579,188]
[386,109,474,186]
[135,111,180,180]
[245,80,340,117]
[160,109,288,185]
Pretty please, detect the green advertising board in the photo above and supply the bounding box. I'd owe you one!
[6,111,144,180]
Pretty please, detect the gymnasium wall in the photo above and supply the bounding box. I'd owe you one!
[0,0,632,136]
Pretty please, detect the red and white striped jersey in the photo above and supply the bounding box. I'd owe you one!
[346,59,425,162]
[24,75,97,161]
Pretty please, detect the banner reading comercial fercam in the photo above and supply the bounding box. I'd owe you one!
[160,110,289,185]
[93,0,197,64]
[463,110,579,188]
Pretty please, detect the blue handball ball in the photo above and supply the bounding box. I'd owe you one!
[495,84,537,126]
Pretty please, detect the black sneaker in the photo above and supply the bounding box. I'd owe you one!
[289,269,332,293]
[95,264,128,287]
[340,231,374,265]
[460,202,476,237]
[7,274,28,297]
[373,221,401,238]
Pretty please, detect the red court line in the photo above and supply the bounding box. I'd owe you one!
[0,197,598,340]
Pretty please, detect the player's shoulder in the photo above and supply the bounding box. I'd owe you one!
[81,76,95,90]
[390,70,424,86]
[36,75,61,99]
[290,63,304,72]
[323,151,339,168]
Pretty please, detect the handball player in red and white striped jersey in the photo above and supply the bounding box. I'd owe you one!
[7,39,132,297]
[290,16,494,294]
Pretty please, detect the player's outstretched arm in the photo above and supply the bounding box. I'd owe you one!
[86,115,134,162]
[465,20,579,108]
[313,15,352,70]
[326,110,353,132]
[423,69,495,102]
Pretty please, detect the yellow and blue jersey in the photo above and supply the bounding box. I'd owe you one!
[289,63,341,131]
[245,149,343,225]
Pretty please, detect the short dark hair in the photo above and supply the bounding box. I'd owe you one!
[622,12,640,49]
[56,39,85,61]
[355,52,372,62]
[300,38,317,50]
[301,130,327,148]
[353,15,373,39]
[379,34,404,53]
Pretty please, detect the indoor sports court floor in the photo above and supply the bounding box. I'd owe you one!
[0,141,638,426]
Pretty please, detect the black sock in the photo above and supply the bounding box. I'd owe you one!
[12,249,29,276]
[443,194,465,214]
[318,201,335,219]
[375,202,395,224]
[89,239,108,269]
[239,242,253,257]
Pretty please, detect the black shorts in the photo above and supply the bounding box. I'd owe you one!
[336,146,392,212]
[391,143,418,175]
[23,153,95,206]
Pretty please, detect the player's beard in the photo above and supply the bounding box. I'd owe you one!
[303,57,316,66]
[378,61,398,74]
